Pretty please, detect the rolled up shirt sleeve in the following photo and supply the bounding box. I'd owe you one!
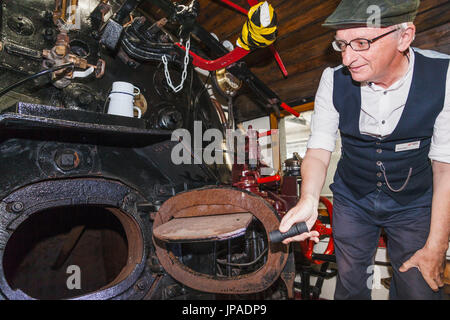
[306,66,340,152]
[429,62,450,164]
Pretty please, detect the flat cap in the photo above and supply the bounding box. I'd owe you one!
[323,0,420,29]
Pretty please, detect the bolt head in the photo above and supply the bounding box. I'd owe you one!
[55,149,80,170]
[60,153,75,166]
[136,280,146,291]
[11,202,24,213]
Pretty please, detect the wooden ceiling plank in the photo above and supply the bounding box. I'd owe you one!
[219,0,337,43]
[413,23,450,52]
[249,32,337,75]
[414,2,450,33]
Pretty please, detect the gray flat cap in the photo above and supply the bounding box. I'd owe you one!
[323,0,420,29]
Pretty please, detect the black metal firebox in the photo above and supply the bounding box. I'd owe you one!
[0,100,224,299]
[0,0,227,299]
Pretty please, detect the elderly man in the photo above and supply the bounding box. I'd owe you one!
[279,0,449,299]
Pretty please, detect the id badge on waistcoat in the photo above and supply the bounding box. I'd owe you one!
[395,141,421,152]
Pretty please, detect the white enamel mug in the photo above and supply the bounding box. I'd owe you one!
[107,81,142,118]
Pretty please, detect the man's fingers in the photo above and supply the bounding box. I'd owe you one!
[281,231,319,245]
[310,236,320,244]
[400,263,439,291]
[279,210,305,233]
[279,217,295,233]
[310,230,320,239]
[422,273,439,292]
[399,249,446,292]
[279,200,316,233]
[436,275,445,288]
[400,256,442,292]
[399,258,416,273]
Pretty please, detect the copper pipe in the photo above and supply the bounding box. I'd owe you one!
[70,0,78,24]
[211,98,227,126]
[61,0,67,20]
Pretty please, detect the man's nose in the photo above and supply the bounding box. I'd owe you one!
[342,47,358,67]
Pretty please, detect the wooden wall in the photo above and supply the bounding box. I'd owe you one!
[142,0,450,121]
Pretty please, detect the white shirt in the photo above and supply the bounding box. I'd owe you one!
[307,47,450,164]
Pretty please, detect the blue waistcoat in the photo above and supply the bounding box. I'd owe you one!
[332,51,449,205]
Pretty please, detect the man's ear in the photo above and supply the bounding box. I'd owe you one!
[398,24,416,52]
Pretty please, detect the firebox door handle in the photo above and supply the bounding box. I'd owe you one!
[269,222,309,243]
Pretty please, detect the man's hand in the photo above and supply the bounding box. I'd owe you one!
[399,245,446,292]
[278,194,320,245]
[278,148,331,245]
[403,160,450,292]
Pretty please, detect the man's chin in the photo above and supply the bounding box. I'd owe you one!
[349,71,370,83]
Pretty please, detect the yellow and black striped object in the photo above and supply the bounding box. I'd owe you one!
[237,1,278,51]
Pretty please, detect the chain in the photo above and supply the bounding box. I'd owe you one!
[379,162,412,193]
[176,1,196,15]
[162,36,191,93]
[176,4,188,14]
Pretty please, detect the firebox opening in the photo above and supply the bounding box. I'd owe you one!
[169,216,269,278]
[2,205,143,300]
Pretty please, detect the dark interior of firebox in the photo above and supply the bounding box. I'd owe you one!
[168,217,268,277]
[2,205,130,300]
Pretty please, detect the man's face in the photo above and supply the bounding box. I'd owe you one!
[335,27,400,83]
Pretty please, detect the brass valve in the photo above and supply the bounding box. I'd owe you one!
[42,30,106,87]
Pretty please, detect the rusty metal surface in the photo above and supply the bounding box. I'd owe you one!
[153,186,289,294]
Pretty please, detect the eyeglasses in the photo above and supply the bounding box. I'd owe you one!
[332,28,399,52]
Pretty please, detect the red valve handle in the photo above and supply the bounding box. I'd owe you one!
[257,174,281,184]
[299,196,334,264]
[220,0,249,15]
[269,44,288,77]
[258,130,272,138]
[175,43,250,71]
[280,102,300,117]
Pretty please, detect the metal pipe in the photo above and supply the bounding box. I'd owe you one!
[61,0,67,20]
[70,0,79,25]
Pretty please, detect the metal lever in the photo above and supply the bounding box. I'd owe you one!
[257,174,281,184]
[311,253,337,263]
